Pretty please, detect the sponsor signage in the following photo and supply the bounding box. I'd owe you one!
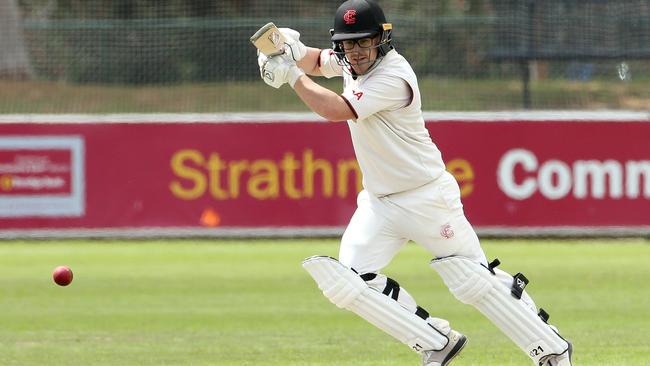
[0,116,648,236]
[0,136,84,217]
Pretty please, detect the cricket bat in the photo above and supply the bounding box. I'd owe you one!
[250,22,286,56]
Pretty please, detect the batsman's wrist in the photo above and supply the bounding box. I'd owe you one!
[288,65,305,88]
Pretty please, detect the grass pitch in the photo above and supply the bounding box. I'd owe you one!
[0,238,648,366]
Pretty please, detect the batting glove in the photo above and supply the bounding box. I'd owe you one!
[279,28,307,62]
[258,52,305,89]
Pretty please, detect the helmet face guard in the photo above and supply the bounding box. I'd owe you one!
[330,23,392,68]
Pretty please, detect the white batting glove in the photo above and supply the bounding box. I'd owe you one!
[259,52,305,89]
[257,50,267,70]
[279,28,307,62]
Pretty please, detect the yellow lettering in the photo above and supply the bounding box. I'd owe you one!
[206,153,228,199]
[337,160,362,198]
[447,159,474,198]
[281,153,302,199]
[303,149,334,198]
[248,160,279,199]
[170,149,364,202]
[169,149,206,200]
[228,160,249,199]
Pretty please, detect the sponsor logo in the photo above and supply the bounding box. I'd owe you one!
[0,175,66,191]
[268,30,281,47]
[263,69,274,82]
[516,278,526,289]
[169,149,362,201]
[0,153,71,193]
[0,136,85,218]
[498,148,650,200]
[343,9,356,25]
[352,90,363,100]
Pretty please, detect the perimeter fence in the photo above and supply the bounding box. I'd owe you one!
[1,0,649,112]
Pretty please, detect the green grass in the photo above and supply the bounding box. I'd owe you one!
[1,78,648,113]
[0,239,649,365]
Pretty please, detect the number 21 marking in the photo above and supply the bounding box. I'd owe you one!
[529,345,544,357]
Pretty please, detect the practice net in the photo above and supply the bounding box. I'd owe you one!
[1,0,649,113]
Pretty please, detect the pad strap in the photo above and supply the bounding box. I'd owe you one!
[303,256,449,353]
[511,272,529,299]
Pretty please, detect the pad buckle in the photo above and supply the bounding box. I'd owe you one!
[486,258,501,274]
[538,308,550,323]
[511,272,529,299]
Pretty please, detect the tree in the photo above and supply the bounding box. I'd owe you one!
[0,0,33,79]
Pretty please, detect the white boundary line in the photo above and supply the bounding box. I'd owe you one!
[1,226,649,239]
[0,111,648,123]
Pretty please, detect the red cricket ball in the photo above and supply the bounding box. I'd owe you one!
[52,266,74,286]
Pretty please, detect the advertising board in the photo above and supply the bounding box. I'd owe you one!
[1,113,648,237]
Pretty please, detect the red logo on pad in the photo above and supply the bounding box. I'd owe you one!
[344,9,356,24]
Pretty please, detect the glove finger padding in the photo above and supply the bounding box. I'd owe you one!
[279,27,307,62]
[257,50,268,69]
[260,54,305,89]
[279,28,300,42]
[260,56,286,89]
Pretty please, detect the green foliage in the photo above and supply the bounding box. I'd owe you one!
[2,77,648,113]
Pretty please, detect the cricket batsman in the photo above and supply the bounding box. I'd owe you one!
[253,0,573,365]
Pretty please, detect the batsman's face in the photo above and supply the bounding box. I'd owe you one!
[342,35,380,74]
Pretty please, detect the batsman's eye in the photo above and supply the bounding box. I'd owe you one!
[342,38,373,50]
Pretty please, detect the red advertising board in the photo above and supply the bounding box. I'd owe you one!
[1,115,648,237]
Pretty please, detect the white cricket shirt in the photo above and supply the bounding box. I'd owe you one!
[325,49,446,196]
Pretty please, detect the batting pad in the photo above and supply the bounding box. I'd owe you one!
[430,256,569,365]
[302,256,448,353]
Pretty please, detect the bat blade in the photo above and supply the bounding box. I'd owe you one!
[250,22,286,56]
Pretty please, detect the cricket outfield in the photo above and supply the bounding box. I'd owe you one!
[0,239,648,365]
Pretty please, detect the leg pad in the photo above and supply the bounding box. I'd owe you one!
[303,256,449,353]
[431,256,569,365]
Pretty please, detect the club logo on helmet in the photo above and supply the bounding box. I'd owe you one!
[343,9,356,25]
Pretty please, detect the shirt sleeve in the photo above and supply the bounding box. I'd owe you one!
[342,74,411,121]
[318,49,343,79]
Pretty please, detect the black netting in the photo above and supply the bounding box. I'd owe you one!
[1,0,648,112]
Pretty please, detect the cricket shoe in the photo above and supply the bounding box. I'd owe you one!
[421,329,468,366]
[541,341,573,366]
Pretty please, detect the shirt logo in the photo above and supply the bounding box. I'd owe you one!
[440,223,454,239]
[352,90,363,100]
[344,9,356,25]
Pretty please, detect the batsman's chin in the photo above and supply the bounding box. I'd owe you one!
[351,64,371,75]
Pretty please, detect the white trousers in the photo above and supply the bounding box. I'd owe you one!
[340,171,487,273]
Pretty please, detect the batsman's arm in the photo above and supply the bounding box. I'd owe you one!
[296,47,323,77]
[292,76,355,122]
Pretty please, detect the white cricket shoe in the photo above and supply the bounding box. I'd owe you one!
[541,341,573,366]
[421,329,468,366]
